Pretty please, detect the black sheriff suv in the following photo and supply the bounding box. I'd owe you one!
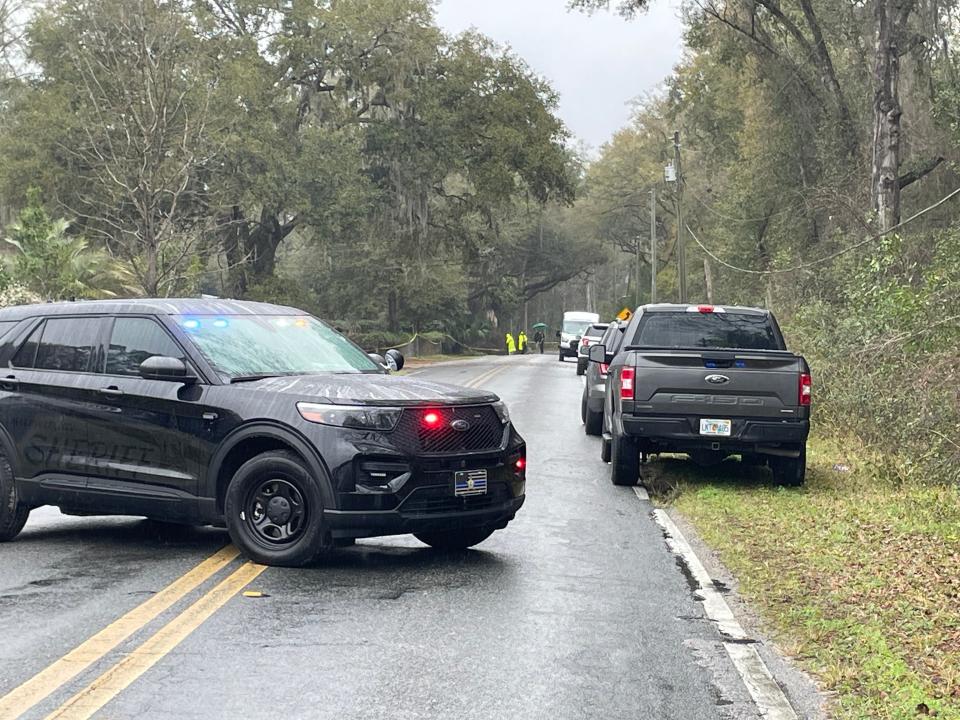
[0,300,526,566]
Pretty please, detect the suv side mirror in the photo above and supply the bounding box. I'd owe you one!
[368,352,387,368]
[588,344,606,364]
[140,356,195,383]
[384,348,404,372]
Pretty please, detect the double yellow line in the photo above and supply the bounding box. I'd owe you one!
[0,546,263,720]
[462,362,509,389]
[1,362,508,719]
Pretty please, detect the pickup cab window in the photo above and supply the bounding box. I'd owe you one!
[630,312,784,351]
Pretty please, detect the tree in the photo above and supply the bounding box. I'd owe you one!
[4,189,130,300]
[6,0,220,295]
[572,0,950,231]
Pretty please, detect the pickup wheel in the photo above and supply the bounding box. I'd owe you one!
[600,437,611,463]
[771,446,806,487]
[0,449,29,542]
[584,405,603,436]
[610,432,640,486]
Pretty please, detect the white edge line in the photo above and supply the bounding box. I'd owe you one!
[647,504,799,720]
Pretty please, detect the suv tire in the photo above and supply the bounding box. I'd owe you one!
[0,450,29,542]
[576,358,587,375]
[600,436,611,463]
[610,431,640,486]
[224,450,331,566]
[770,446,806,487]
[558,350,565,362]
[414,526,495,550]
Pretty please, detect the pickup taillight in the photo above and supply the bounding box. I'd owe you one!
[799,373,812,406]
[620,367,635,400]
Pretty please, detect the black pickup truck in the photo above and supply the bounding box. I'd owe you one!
[590,304,811,487]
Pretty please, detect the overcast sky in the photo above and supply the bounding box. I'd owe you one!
[434,0,685,153]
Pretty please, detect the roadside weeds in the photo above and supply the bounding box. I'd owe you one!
[645,438,960,720]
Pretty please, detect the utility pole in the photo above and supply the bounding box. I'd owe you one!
[650,188,657,304]
[674,131,687,303]
[634,234,640,307]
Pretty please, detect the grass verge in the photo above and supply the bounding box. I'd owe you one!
[646,438,960,719]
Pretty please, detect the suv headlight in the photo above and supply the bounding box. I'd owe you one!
[492,400,510,425]
[297,403,401,430]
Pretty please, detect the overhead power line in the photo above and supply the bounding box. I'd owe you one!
[689,190,799,224]
[685,185,960,276]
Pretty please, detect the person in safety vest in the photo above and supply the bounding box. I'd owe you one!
[518,330,528,354]
[505,332,516,355]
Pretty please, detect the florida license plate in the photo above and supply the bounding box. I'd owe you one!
[454,469,488,497]
[699,419,732,437]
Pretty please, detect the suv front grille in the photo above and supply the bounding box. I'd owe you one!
[391,405,504,455]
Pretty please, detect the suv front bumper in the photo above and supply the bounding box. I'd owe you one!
[326,443,526,539]
[324,494,525,539]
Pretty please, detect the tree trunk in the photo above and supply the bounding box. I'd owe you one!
[387,289,399,332]
[247,208,298,283]
[222,206,249,297]
[702,258,714,304]
[872,0,914,230]
[798,0,860,156]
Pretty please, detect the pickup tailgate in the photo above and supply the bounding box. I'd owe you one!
[630,350,805,419]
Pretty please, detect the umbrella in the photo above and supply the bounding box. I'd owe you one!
[532,322,548,330]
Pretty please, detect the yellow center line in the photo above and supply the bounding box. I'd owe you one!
[0,544,239,720]
[463,363,509,389]
[45,562,267,720]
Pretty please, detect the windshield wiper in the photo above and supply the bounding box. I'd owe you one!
[229,373,285,384]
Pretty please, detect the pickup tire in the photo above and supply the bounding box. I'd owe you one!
[770,446,806,487]
[558,350,565,362]
[584,405,603,437]
[600,436,611,463]
[610,432,640,486]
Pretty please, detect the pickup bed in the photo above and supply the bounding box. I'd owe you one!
[591,304,811,486]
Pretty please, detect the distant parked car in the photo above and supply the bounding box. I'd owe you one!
[557,310,600,362]
[576,323,608,375]
[581,322,625,435]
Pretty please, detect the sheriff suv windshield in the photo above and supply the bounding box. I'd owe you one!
[177,314,380,379]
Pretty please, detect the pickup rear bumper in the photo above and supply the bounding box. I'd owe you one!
[621,414,809,455]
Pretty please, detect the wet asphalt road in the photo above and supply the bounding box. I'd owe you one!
[1,354,792,719]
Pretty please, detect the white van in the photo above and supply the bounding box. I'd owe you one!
[557,311,600,361]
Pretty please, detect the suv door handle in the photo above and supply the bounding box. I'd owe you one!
[98,386,124,397]
[0,375,18,391]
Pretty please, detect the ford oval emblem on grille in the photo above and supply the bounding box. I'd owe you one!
[705,374,730,385]
[450,419,471,432]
